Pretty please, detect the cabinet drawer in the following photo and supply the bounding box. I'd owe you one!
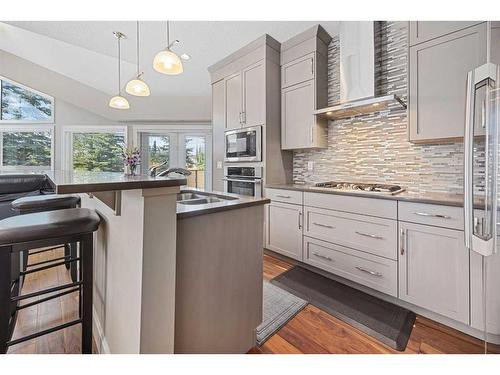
[265,188,303,205]
[281,53,315,88]
[304,192,397,219]
[398,202,463,230]
[303,236,398,297]
[305,206,397,260]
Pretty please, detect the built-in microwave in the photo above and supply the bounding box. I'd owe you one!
[224,126,262,163]
[223,166,262,197]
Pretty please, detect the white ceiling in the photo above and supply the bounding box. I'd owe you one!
[2,21,340,97]
[0,21,340,120]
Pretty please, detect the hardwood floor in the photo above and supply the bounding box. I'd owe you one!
[249,254,500,354]
[6,248,499,354]
[7,247,86,354]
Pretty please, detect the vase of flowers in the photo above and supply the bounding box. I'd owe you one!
[122,146,141,176]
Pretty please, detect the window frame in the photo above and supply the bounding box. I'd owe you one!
[61,125,128,172]
[132,124,212,189]
[0,75,55,124]
[0,125,55,171]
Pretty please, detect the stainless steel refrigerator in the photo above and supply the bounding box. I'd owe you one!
[464,22,500,353]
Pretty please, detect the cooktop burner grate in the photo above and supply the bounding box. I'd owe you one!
[313,182,405,195]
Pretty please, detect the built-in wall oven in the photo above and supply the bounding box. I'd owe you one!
[223,166,262,197]
[224,126,262,163]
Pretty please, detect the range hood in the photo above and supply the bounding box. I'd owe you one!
[315,22,406,120]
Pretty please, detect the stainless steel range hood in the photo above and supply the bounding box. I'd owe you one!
[315,22,406,120]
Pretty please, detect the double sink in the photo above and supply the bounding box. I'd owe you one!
[177,191,238,206]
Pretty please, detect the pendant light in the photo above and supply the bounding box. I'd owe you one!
[126,22,150,96]
[109,31,130,109]
[153,21,183,75]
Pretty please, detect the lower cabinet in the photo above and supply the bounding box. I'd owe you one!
[265,202,303,261]
[399,221,470,324]
[303,236,398,297]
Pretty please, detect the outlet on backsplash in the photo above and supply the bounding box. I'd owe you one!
[307,161,314,172]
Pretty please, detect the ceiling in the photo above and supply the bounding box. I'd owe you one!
[0,21,340,120]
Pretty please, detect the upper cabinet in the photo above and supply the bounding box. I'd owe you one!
[408,22,487,143]
[223,61,266,130]
[280,25,331,150]
[409,21,482,46]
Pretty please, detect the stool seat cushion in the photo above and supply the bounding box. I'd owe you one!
[0,208,100,246]
[12,194,81,211]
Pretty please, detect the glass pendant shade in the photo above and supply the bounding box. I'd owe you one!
[109,95,130,109]
[126,75,151,96]
[153,49,183,75]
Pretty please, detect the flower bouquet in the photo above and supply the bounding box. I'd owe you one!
[122,146,141,176]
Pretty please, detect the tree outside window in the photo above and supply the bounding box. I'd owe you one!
[72,132,125,172]
[2,131,52,167]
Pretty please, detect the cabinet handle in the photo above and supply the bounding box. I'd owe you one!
[312,252,332,262]
[313,222,334,229]
[238,112,242,124]
[311,57,314,75]
[355,231,384,240]
[276,194,291,199]
[355,266,382,277]
[413,212,451,219]
[242,111,246,124]
[400,228,405,255]
[310,126,314,143]
[298,212,302,230]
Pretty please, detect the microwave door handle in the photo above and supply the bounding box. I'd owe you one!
[464,70,474,250]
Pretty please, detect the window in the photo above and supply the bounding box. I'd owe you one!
[141,134,171,172]
[0,76,54,123]
[184,136,206,190]
[0,127,54,169]
[135,126,212,189]
[63,127,127,172]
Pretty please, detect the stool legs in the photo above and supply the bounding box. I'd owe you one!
[0,247,12,354]
[81,233,93,354]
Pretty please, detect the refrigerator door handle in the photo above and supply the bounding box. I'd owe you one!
[464,70,474,251]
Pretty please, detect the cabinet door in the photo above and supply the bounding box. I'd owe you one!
[211,80,225,191]
[224,72,242,130]
[409,21,482,46]
[409,23,487,142]
[281,80,315,150]
[265,202,303,261]
[281,53,315,88]
[399,222,469,323]
[242,62,265,127]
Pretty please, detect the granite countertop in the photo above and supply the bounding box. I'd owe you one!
[176,188,270,219]
[0,170,187,194]
[265,183,466,207]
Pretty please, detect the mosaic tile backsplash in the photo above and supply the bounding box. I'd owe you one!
[293,21,465,194]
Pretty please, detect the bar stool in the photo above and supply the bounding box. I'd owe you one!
[11,195,81,284]
[0,208,100,354]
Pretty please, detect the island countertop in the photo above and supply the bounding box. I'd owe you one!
[0,170,187,194]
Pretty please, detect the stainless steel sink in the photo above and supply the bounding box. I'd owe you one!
[178,197,223,205]
[177,192,204,201]
[177,190,238,206]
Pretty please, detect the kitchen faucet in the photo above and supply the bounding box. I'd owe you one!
[150,162,192,178]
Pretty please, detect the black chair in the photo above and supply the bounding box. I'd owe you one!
[0,208,100,354]
[11,194,81,284]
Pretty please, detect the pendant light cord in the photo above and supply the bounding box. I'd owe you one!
[117,34,121,94]
[166,20,170,48]
[136,21,140,76]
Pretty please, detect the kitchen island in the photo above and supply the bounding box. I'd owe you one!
[1,171,269,353]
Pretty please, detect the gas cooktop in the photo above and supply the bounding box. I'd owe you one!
[312,181,405,195]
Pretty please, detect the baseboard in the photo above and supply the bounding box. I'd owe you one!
[93,307,111,354]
